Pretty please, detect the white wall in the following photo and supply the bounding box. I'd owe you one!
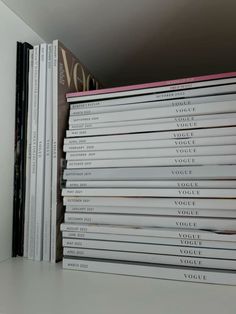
[0,0,42,262]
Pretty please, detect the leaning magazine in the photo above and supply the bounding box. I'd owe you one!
[51,40,100,262]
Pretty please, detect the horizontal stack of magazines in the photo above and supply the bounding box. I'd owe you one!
[61,72,236,285]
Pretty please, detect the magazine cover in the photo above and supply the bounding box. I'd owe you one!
[51,40,100,262]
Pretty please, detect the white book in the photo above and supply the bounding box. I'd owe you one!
[65,145,236,160]
[62,231,236,249]
[63,258,236,285]
[63,238,236,259]
[66,155,236,169]
[43,43,53,262]
[65,205,236,218]
[60,223,236,241]
[28,45,40,259]
[65,180,236,189]
[63,136,236,152]
[64,213,236,230]
[63,165,236,181]
[62,187,236,198]
[66,116,236,137]
[69,94,236,115]
[63,196,236,210]
[69,112,236,129]
[35,43,47,261]
[68,76,236,104]
[63,248,236,270]
[64,126,236,145]
[23,49,34,258]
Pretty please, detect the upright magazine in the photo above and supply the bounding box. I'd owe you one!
[51,40,101,262]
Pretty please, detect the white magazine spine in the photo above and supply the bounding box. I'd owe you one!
[63,258,236,285]
[63,248,236,270]
[69,93,236,114]
[63,238,236,259]
[62,187,236,198]
[23,49,33,258]
[64,205,236,218]
[69,112,236,129]
[63,136,236,152]
[66,155,236,169]
[63,165,236,181]
[65,179,236,189]
[66,117,236,137]
[65,145,236,160]
[60,223,236,241]
[70,100,236,122]
[64,213,236,230]
[63,196,236,210]
[35,43,47,261]
[64,126,236,145]
[51,40,58,263]
[62,232,236,249]
[67,76,236,104]
[28,45,40,259]
[43,43,53,261]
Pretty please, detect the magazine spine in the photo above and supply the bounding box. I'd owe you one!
[51,40,58,263]
[69,82,236,106]
[60,223,236,241]
[64,213,236,230]
[64,205,236,218]
[70,100,236,122]
[65,179,236,189]
[66,155,236,169]
[23,49,33,257]
[43,43,53,261]
[28,45,40,259]
[62,232,236,249]
[66,72,236,102]
[69,93,236,113]
[70,99,236,121]
[66,117,236,137]
[62,238,236,259]
[64,126,236,145]
[63,165,236,181]
[62,196,236,210]
[63,248,236,270]
[62,187,236,198]
[63,258,236,285]
[65,145,236,160]
[35,43,47,261]
[63,136,236,152]
[12,42,23,257]
[68,112,236,129]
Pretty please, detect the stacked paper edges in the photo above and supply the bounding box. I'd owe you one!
[61,72,236,285]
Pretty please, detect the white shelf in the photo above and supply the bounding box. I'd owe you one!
[0,258,236,314]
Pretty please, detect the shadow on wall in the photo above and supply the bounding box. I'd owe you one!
[105,0,236,87]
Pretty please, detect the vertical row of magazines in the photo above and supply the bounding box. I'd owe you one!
[13,40,100,261]
[61,72,236,285]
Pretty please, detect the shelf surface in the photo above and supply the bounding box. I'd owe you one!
[0,258,236,314]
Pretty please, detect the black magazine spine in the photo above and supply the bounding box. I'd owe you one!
[19,42,33,256]
[12,42,23,257]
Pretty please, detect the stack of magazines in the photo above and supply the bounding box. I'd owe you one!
[14,40,99,262]
[61,72,236,285]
